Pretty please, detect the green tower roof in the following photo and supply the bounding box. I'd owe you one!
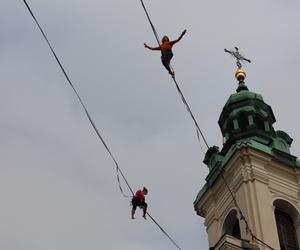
[194,69,298,208]
[224,87,263,107]
[218,80,277,155]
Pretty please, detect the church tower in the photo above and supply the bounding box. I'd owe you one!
[194,54,300,250]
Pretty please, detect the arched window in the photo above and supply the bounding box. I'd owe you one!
[238,112,248,131]
[254,113,265,131]
[274,199,300,250]
[223,210,241,238]
[226,119,234,132]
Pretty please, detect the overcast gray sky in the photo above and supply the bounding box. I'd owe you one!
[1,0,300,249]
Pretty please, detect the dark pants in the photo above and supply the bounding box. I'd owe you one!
[131,196,147,210]
[161,50,173,75]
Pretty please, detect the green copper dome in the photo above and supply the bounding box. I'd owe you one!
[194,77,297,208]
[224,88,263,107]
[218,82,277,154]
[202,78,295,181]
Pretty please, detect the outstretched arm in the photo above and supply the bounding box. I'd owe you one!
[170,29,187,45]
[144,43,161,51]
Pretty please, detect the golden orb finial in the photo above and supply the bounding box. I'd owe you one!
[235,68,246,82]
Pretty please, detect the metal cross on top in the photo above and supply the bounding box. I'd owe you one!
[224,47,251,68]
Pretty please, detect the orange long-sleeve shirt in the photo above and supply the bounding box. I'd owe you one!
[160,41,173,51]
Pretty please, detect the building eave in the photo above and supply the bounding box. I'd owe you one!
[194,140,299,210]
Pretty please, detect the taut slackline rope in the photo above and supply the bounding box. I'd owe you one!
[22,0,133,199]
[139,0,209,151]
[139,0,160,46]
[220,172,275,250]
[172,77,209,150]
[22,1,182,249]
[147,213,182,250]
[138,2,275,249]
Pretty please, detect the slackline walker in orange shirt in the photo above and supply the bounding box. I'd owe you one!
[144,29,187,77]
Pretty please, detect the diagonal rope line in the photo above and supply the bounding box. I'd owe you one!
[22,0,134,198]
[139,2,273,249]
[139,0,209,152]
[147,212,182,250]
[172,77,209,150]
[139,0,161,46]
[22,1,182,249]
[196,128,206,155]
[220,172,275,250]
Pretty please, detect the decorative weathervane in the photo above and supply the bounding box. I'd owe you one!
[224,47,251,69]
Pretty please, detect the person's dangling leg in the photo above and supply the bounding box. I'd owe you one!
[131,197,138,220]
[161,50,174,76]
[131,208,136,220]
[142,202,148,219]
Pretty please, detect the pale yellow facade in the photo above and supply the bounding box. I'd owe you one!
[195,147,300,250]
